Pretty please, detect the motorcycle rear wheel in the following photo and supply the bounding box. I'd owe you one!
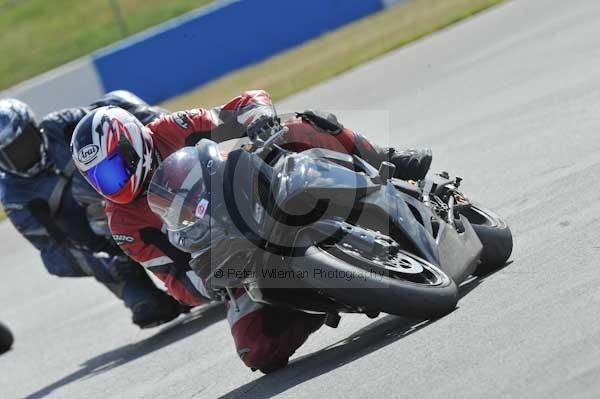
[457,203,513,275]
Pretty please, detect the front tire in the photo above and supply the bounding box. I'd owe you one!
[290,234,458,319]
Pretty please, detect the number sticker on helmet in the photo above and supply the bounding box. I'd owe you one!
[195,198,209,219]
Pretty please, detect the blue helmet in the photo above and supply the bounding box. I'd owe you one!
[0,99,48,177]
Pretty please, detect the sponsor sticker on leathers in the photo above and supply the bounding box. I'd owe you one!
[112,234,135,245]
[172,112,190,129]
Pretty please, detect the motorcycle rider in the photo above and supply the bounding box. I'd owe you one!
[70,89,432,371]
[0,92,184,328]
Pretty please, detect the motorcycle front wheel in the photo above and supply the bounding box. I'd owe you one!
[290,233,458,319]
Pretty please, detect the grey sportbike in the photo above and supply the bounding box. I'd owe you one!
[148,125,513,326]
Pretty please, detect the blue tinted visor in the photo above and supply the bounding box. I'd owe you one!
[86,151,134,196]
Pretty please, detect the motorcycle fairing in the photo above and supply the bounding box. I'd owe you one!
[225,147,483,284]
[269,150,380,221]
[435,215,482,283]
[271,150,483,283]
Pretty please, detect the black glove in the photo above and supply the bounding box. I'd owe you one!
[88,235,123,257]
[105,255,147,281]
[247,115,281,143]
[384,148,433,181]
[26,199,68,244]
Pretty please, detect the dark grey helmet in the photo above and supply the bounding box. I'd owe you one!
[88,90,147,110]
[0,99,48,177]
[89,90,167,126]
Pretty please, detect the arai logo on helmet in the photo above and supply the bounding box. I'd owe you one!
[77,144,100,165]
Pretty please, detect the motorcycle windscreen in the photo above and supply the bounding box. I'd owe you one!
[273,152,380,215]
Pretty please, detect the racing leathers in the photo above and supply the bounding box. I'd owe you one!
[106,90,432,370]
[0,94,181,328]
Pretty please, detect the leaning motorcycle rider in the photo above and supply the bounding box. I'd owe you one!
[0,92,184,328]
[70,89,432,371]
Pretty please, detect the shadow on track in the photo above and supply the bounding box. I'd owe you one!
[220,263,511,399]
[25,302,226,399]
[222,314,440,399]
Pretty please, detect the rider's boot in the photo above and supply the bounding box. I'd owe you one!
[257,311,326,374]
[130,293,186,329]
[108,259,187,328]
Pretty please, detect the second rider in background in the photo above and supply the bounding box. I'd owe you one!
[0,91,185,329]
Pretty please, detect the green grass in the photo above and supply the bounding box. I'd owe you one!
[0,0,213,90]
[163,0,504,110]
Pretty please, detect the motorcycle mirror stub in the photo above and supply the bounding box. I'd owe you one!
[378,161,396,181]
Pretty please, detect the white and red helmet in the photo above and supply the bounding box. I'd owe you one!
[70,106,154,204]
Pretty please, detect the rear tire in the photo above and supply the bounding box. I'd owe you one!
[458,203,513,275]
[0,321,13,354]
[291,234,458,319]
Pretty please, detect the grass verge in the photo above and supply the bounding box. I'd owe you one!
[162,0,504,110]
[0,0,213,90]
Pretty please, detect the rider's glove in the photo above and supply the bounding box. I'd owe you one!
[105,254,145,281]
[383,148,433,181]
[26,199,68,245]
[247,115,281,143]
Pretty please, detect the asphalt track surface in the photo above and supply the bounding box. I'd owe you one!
[2,0,600,397]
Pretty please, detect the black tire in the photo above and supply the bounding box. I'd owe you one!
[0,321,13,354]
[458,203,513,275]
[290,234,458,319]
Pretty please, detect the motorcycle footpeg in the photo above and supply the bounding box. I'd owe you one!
[325,313,341,328]
[366,310,380,319]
